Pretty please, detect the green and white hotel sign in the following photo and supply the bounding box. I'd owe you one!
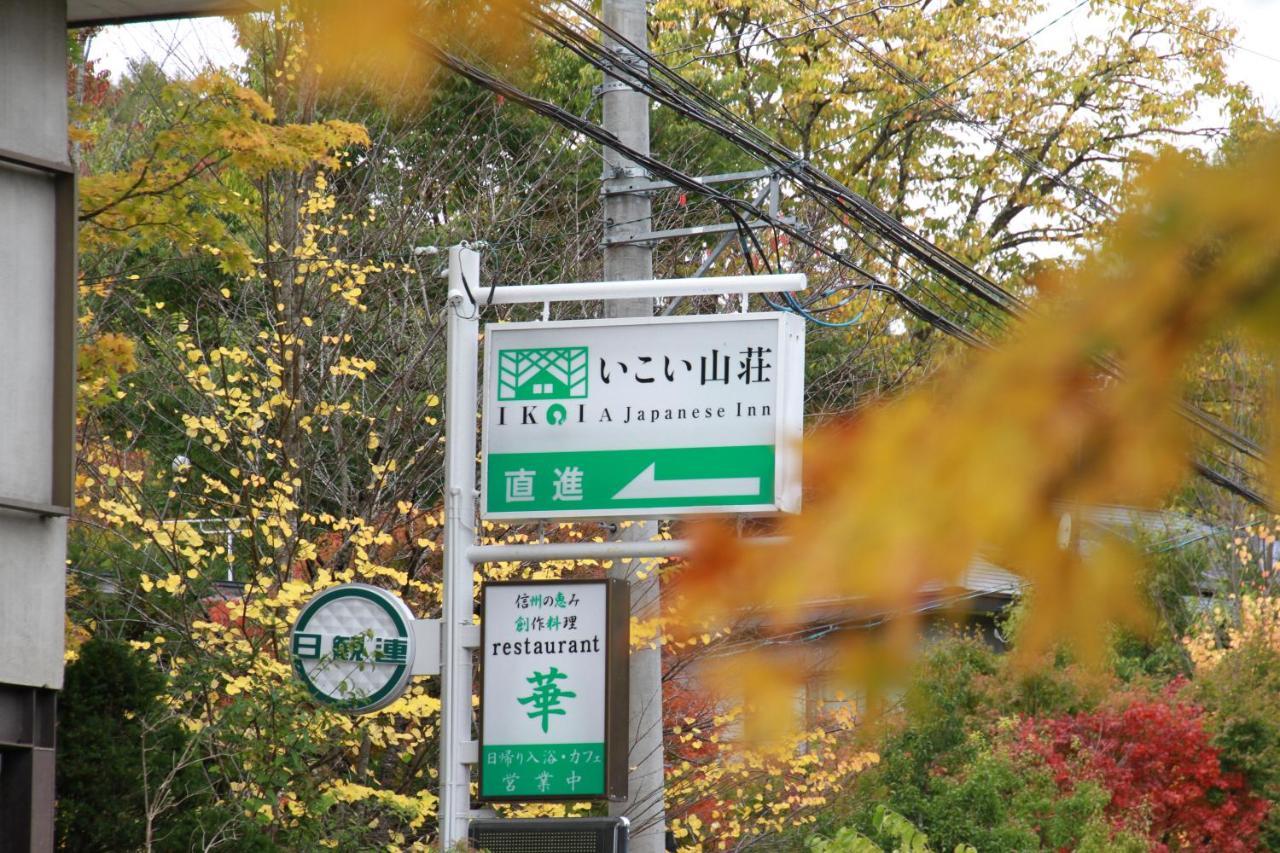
[481,312,805,520]
[290,584,417,714]
[480,579,629,801]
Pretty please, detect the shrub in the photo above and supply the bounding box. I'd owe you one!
[1013,695,1269,851]
[1189,601,1280,848]
[57,636,224,851]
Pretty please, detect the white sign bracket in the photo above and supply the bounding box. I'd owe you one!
[458,624,481,649]
[410,619,442,676]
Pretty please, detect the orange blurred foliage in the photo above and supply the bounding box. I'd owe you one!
[679,137,1280,720]
[300,0,534,96]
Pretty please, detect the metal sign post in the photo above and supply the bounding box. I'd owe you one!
[435,244,806,848]
[440,245,484,846]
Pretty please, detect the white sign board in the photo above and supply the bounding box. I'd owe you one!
[481,312,804,519]
[479,579,627,801]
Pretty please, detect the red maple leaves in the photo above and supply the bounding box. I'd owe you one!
[1014,694,1270,851]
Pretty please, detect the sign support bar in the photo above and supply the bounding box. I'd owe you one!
[436,244,802,844]
[466,537,785,564]
[480,272,804,306]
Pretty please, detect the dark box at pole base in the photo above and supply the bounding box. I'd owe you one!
[468,816,629,853]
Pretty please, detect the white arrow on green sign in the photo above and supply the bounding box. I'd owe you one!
[614,462,759,500]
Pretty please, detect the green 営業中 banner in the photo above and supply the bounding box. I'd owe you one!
[480,742,607,798]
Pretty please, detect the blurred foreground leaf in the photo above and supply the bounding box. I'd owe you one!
[679,138,1280,724]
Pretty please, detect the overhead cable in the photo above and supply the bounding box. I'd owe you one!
[420,27,1270,510]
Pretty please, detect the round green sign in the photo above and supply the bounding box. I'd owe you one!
[290,584,416,714]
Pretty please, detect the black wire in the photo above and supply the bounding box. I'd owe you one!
[420,30,1271,511]
[779,0,1115,216]
[541,4,1028,315]
[459,266,477,306]
[535,7,1011,338]
[484,265,498,307]
[419,36,888,290]
[809,0,1090,161]
[1193,460,1272,511]
[534,5,1271,498]
[1098,0,1280,67]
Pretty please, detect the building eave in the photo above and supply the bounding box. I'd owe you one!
[67,0,261,28]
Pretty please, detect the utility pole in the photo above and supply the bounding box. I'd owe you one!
[600,0,668,848]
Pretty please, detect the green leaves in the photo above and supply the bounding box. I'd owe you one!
[651,0,1270,277]
[806,805,967,852]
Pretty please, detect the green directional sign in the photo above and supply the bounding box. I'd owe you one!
[487,445,774,514]
[481,313,804,520]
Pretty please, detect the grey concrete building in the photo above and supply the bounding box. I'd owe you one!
[0,3,243,849]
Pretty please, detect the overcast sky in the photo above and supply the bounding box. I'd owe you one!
[87,2,1280,111]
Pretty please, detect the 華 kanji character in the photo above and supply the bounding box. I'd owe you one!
[517,666,577,733]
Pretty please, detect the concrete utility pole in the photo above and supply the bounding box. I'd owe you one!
[600,0,668,848]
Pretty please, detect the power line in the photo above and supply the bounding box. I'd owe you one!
[780,0,1116,217]
[541,2,1271,478]
[652,0,920,60]
[541,3,1028,315]
[422,24,1270,510]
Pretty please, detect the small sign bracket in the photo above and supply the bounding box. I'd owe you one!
[411,619,442,676]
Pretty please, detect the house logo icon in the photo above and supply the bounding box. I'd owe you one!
[496,347,589,401]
